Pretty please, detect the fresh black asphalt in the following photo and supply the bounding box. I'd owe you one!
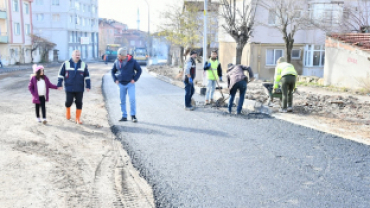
[103,68,370,208]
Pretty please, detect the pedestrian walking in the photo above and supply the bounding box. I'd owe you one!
[57,50,91,124]
[226,63,254,114]
[28,64,59,124]
[183,51,197,111]
[273,57,298,113]
[203,50,222,105]
[111,47,142,122]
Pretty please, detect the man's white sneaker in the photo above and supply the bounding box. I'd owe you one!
[279,108,287,113]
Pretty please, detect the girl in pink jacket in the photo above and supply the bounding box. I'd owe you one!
[28,65,58,124]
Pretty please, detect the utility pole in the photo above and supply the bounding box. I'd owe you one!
[203,0,208,85]
[143,0,150,56]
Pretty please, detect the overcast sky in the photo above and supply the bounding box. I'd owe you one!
[98,0,181,33]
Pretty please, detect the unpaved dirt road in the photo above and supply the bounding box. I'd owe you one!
[0,63,154,208]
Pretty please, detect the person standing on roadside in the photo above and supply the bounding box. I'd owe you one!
[183,51,197,111]
[203,50,222,105]
[111,47,142,122]
[57,50,91,124]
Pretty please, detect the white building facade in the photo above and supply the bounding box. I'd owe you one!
[32,0,99,61]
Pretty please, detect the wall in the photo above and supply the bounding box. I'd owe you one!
[324,37,370,89]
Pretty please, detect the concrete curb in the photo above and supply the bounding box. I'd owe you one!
[272,113,370,146]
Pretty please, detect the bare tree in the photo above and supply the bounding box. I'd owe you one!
[158,1,201,66]
[258,0,313,63]
[29,34,56,63]
[219,0,257,64]
[343,0,370,33]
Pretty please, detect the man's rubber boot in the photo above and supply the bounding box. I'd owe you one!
[76,109,83,124]
[66,107,71,120]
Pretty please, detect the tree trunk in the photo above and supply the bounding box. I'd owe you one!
[179,46,184,67]
[167,44,172,65]
[284,36,294,63]
[235,43,244,65]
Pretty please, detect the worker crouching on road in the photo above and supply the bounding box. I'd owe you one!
[57,50,91,124]
[183,51,197,111]
[226,63,254,114]
[203,50,222,105]
[273,57,298,113]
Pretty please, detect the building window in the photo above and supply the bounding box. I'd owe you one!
[304,45,325,67]
[92,6,96,14]
[25,24,30,35]
[310,3,343,25]
[12,0,19,12]
[266,49,283,65]
[52,0,59,6]
[291,49,300,59]
[69,15,73,23]
[35,0,43,5]
[14,23,20,35]
[53,14,60,22]
[82,4,85,12]
[82,18,85,26]
[75,2,80,10]
[130,40,135,46]
[268,10,276,25]
[37,14,44,21]
[24,3,29,14]
[69,32,73,43]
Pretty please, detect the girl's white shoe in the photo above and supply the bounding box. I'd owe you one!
[36,118,41,123]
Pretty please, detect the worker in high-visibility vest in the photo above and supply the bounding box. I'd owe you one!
[273,57,298,113]
[203,50,222,105]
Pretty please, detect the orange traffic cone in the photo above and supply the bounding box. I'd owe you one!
[76,109,83,124]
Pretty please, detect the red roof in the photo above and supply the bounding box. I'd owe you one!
[329,33,370,51]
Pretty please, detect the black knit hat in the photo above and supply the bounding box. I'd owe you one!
[190,50,197,55]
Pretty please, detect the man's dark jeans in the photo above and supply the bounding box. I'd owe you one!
[184,81,194,107]
[228,80,247,114]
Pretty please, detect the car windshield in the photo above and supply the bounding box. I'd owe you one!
[135,49,146,56]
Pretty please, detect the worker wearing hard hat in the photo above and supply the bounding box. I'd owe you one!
[273,57,298,113]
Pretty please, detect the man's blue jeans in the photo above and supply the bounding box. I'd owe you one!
[228,80,247,114]
[184,81,194,107]
[119,83,136,117]
[205,80,216,101]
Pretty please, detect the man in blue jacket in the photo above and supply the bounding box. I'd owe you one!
[111,47,142,122]
[57,50,91,124]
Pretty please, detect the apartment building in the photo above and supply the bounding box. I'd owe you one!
[218,0,345,80]
[0,0,33,66]
[32,0,99,61]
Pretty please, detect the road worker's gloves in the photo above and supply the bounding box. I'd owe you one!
[204,62,211,70]
[189,77,193,84]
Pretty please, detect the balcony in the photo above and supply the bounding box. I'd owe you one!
[0,11,6,19]
[0,32,8,43]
